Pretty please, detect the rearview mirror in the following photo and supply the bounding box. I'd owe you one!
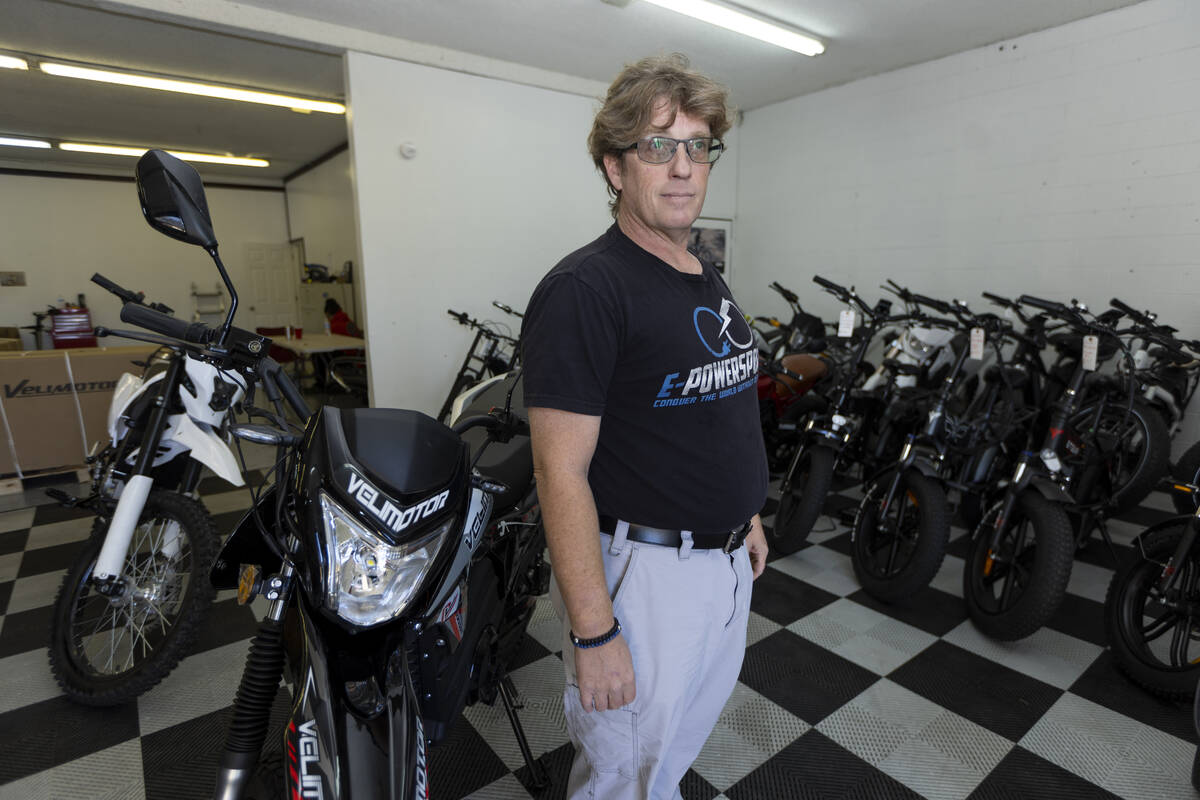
[135,150,217,249]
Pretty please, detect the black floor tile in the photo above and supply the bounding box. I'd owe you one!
[820,531,853,556]
[726,730,924,800]
[141,687,290,800]
[17,540,82,578]
[680,767,720,800]
[428,713,511,798]
[191,597,262,655]
[740,630,879,725]
[0,581,12,617]
[847,585,967,637]
[946,529,975,560]
[751,567,839,626]
[509,631,553,673]
[1074,536,1136,572]
[1069,651,1197,744]
[967,745,1120,799]
[31,502,95,527]
[517,741,573,799]
[1043,593,1106,647]
[890,641,1063,742]
[0,695,140,784]
[0,605,53,658]
[824,493,860,519]
[0,528,30,556]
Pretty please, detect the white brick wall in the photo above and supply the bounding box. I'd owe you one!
[735,0,1200,450]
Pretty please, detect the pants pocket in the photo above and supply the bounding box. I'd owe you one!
[564,684,640,779]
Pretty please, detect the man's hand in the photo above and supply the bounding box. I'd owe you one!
[746,514,768,579]
[575,633,636,712]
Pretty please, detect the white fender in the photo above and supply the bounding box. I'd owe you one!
[167,414,245,487]
[107,371,164,441]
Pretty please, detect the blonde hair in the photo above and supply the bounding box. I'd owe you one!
[588,53,732,218]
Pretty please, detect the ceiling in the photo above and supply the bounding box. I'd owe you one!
[0,0,1147,183]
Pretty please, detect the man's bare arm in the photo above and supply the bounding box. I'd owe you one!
[529,406,636,712]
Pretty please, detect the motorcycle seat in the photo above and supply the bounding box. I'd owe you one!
[771,353,827,398]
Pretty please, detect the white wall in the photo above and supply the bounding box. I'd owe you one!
[0,174,289,347]
[737,0,1200,443]
[350,51,720,413]
[285,149,358,278]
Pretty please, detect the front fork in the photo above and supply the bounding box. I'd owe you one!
[1155,508,1200,596]
[93,355,186,584]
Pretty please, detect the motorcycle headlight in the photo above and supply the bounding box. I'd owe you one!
[319,492,453,627]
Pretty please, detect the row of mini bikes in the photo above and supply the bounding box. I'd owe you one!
[752,275,1200,700]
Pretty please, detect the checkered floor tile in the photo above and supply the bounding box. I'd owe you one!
[0,474,1195,799]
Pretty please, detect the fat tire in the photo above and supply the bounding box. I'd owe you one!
[48,490,218,706]
[1104,525,1200,699]
[852,470,950,603]
[771,444,836,555]
[1172,439,1200,515]
[962,491,1074,641]
[1073,399,1169,514]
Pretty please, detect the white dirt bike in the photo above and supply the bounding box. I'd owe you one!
[45,272,248,705]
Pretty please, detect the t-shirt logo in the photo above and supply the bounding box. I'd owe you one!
[654,298,758,409]
[693,298,754,357]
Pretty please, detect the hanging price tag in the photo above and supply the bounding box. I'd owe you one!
[1082,335,1099,371]
[969,328,985,361]
[838,309,855,338]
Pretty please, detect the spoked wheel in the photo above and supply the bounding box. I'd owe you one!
[1069,399,1169,514]
[963,490,1074,641]
[770,444,836,555]
[1104,525,1200,699]
[852,470,950,602]
[49,490,218,705]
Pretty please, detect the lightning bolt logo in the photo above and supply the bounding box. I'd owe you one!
[694,299,754,357]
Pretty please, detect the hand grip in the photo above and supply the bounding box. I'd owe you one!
[1017,294,1064,314]
[982,291,1012,306]
[120,303,211,343]
[812,275,842,293]
[911,293,951,313]
[91,273,142,304]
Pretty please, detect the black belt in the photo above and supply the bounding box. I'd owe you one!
[598,515,751,553]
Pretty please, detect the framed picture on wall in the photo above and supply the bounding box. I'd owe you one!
[689,217,732,281]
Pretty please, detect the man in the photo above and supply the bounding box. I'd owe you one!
[521,54,769,799]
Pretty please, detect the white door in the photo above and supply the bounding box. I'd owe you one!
[244,243,298,329]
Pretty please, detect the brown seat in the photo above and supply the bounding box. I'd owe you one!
[771,353,827,398]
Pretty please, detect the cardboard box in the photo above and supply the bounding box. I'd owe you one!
[0,346,155,476]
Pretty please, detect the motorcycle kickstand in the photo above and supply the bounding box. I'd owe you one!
[499,675,549,790]
[1095,517,1122,567]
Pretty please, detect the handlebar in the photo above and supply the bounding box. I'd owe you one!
[769,281,799,304]
[447,309,470,325]
[911,293,952,315]
[93,272,174,315]
[491,301,523,318]
[119,303,211,344]
[1017,294,1067,315]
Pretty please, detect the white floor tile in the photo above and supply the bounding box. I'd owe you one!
[0,648,61,715]
[0,551,22,583]
[0,508,35,534]
[136,639,251,736]
[928,553,965,599]
[462,774,532,799]
[464,654,568,772]
[942,621,1101,690]
[744,610,781,647]
[1065,559,1115,604]
[6,570,65,614]
[0,739,144,800]
[693,685,809,791]
[25,517,93,550]
[1020,693,1155,789]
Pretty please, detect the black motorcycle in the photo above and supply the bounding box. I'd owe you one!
[119,150,549,799]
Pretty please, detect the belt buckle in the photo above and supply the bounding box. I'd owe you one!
[723,521,749,554]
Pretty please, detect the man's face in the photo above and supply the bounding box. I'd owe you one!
[604,102,711,237]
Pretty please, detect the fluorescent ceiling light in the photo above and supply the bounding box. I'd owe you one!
[59,142,269,168]
[40,62,345,114]
[642,0,824,56]
[0,136,51,149]
[0,55,29,70]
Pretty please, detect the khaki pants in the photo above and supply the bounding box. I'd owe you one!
[552,527,753,800]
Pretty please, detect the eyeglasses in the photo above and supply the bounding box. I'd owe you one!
[623,135,724,165]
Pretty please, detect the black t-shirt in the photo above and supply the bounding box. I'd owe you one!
[522,224,768,533]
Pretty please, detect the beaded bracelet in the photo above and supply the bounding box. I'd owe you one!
[569,617,622,649]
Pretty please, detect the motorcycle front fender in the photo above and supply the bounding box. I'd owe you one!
[286,599,428,800]
[106,371,161,441]
[1025,474,1073,505]
[167,414,244,486]
[210,488,282,589]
